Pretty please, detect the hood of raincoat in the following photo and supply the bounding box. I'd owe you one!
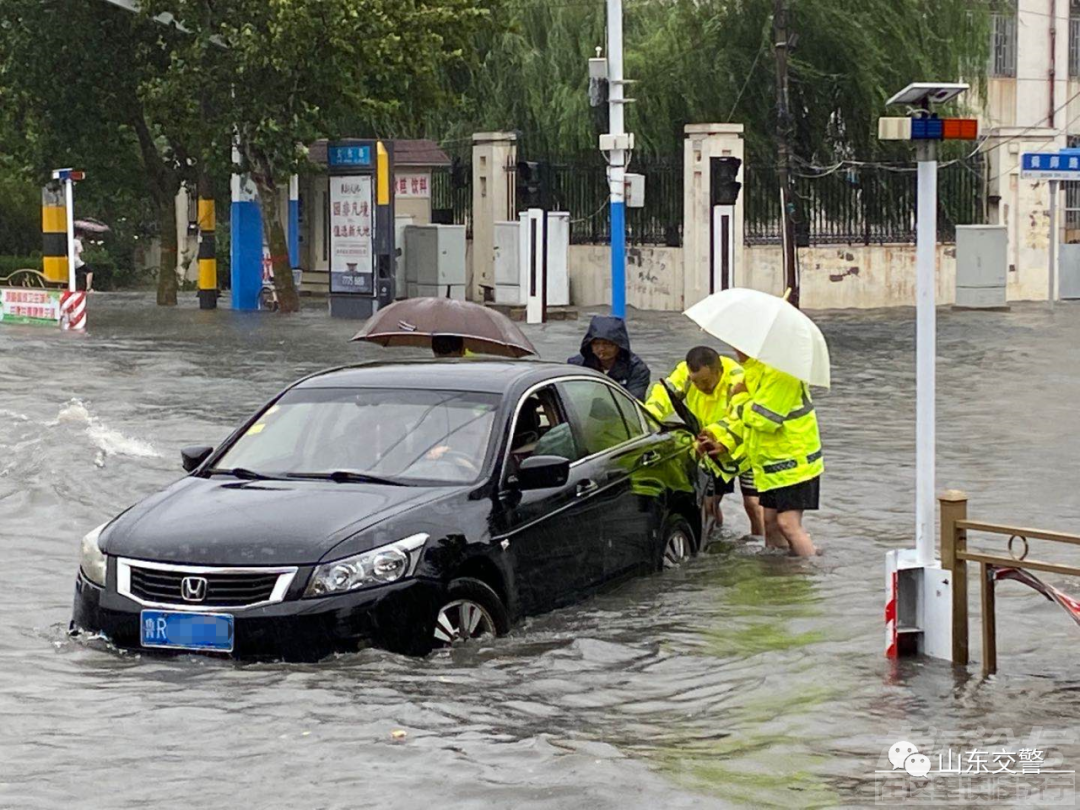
[577,315,633,360]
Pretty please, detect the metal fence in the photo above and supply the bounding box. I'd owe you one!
[429,142,982,247]
[745,159,984,245]
[431,158,472,234]
[512,152,683,246]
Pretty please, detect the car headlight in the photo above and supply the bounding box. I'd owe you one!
[304,533,429,598]
[79,523,108,587]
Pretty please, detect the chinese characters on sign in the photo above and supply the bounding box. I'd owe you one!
[329,175,374,295]
[394,172,431,199]
[0,288,62,326]
[1021,151,1080,180]
[327,145,372,168]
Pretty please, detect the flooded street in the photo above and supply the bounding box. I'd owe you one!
[2,293,1080,809]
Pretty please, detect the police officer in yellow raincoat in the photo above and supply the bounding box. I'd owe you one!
[699,350,823,557]
[644,346,763,536]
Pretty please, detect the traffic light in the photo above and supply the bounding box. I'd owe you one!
[709,157,742,206]
[517,160,547,209]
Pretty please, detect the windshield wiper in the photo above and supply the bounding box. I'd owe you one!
[285,471,409,486]
[206,467,282,480]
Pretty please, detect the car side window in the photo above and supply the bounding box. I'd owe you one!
[560,380,632,458]
[609,386,648,440]
[508,385,578,469]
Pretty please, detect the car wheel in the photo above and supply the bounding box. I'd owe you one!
[432,577,510,648]
[661,514,694,570]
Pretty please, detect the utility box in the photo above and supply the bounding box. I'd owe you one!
[403,224,467,299]
[955,225,1008,310]
[492,212,570,306]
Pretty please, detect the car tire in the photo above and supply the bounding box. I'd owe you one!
[659,513,695,571]
[430,577,510,650]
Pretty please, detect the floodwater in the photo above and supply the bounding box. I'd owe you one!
[2,293,1080,809]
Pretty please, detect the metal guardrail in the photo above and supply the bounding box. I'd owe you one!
[0,269,52,288]
[940,490,1080,676]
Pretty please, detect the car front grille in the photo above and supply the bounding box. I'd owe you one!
[119,560,297,609]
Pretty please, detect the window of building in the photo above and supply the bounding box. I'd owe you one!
[988,8,1017,78]
[1071,1,1080,78]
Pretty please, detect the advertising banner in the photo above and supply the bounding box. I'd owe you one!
[0,288,62,327]
[329,175,374,295]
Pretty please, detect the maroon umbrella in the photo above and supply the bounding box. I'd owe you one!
[351,297,538,358]
[74,217,110,234]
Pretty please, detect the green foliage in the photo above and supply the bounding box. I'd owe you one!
[441,0,991,161]
[0,254,42,277]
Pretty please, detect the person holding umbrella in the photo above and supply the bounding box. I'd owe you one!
[685,289,829,557]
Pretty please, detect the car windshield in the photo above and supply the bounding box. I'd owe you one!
[212,387,501,485]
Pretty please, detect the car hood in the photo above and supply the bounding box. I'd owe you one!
[100,476,466,565]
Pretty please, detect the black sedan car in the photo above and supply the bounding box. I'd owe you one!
[72,361,703,660]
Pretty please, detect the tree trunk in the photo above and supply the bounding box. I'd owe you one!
[156,198,179,306]
[255,178,300,314]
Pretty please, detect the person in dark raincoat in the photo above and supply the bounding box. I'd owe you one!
[567,315,651,400]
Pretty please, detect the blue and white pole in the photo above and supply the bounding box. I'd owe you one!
[605,0,628,319]
[288,174,300,269]
[230,143,263,311]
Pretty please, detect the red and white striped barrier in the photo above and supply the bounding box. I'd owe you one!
[60,291,86,331]
[885,569,898,658]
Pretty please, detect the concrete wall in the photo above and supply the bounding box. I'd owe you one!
[568,245,684,309]
[567,242,963,311]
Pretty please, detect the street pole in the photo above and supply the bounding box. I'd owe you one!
[1049,179,1059,307]
[773,0,798,307]
[606,0,626,319]
[63,176,76,293]
[915,140,937,567]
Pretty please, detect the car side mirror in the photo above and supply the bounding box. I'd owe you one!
[181,445,214,473]
[516,455,571,491]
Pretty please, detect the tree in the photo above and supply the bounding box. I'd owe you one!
[0,0,202,304]
[435,0,991,161]
[142,0,498,313]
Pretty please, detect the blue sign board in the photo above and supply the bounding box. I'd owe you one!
[1020,151,1080,180]
[327,144,372,168]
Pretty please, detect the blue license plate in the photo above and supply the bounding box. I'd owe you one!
[140,610,234,653]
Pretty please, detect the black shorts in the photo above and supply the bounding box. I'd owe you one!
[739,471,758,497]
[704,473,735,497]
[758,476,820,513]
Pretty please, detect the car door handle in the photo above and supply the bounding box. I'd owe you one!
[575,479,599,497]
[640,450,661,467]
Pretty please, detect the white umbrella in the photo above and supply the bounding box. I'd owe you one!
[684,288,831,388]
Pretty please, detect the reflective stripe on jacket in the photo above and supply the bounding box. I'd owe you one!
[706,357,823,492]
[645,357,744,481]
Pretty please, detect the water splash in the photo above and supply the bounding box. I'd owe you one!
[55,398,161,460]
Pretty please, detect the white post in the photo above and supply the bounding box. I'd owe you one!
[64,177,76,293]
[711,204,735,292]
[524,208,545,324]
[915,141,937,566]
[606,0,626,318]
[1049,179,1059,306]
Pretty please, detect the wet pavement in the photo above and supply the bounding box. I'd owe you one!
[2,292,1080,809]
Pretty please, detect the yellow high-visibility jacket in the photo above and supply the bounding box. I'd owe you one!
[705,357,823,492]
[645,357,744,481]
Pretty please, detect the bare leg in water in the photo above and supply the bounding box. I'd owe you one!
[776,509,817,557]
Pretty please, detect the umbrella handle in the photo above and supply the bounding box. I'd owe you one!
[782,287,792,301]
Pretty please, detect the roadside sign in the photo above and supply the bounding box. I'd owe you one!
[0,288,63,327]
[327,144,372,168]
[1020,152,1080,180]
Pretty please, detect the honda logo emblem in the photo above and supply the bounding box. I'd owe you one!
[180,576,208,602]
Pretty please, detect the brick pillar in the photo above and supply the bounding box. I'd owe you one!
[471,132,517,301]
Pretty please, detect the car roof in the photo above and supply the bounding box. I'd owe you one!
[292,359,599,394]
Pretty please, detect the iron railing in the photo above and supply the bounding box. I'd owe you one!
[745,159,984,245]
[431,158,472,235]
[511,152,683,246]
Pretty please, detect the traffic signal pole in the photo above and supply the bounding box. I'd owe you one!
[605,0,627,319]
